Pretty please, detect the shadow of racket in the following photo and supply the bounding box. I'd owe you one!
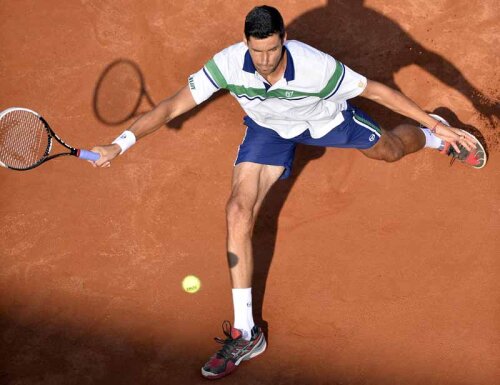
[93,59,156,126]
[93,58,229,131]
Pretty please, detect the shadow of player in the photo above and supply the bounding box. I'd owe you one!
[286,0,498,127]
[91,3,496,344]
[251,145,325,340]
[252,0,497,341]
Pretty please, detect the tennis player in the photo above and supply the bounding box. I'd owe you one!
[90,5,486,380]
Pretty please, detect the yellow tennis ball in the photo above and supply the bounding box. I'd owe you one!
[182,275,201,293]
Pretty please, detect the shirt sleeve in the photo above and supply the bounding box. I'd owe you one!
[322,58,367,102]
[188,47,232,105]
[188,67,220,105]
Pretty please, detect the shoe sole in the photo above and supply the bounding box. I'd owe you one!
[239,334,267,363]
[429,113,487,169]
[201,334,267,380]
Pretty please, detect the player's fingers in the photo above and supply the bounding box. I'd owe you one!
[461,138,474,152]
[458,134,475,152]
[436,133,460,151]
[451,140,461,153]
[437,127,477,153]
[452,135,473,153]
[465,135,476,150]
[445,127,474,152]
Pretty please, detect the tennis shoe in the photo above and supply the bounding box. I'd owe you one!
[201,320,266,380]
[424,114,487,169]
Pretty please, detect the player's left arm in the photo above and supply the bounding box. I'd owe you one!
[360,79,475,151]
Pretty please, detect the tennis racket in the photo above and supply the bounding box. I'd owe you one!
[0,107,100,171]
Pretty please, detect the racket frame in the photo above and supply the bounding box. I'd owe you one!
[0,107,95,171]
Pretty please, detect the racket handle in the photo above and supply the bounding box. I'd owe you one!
[77,149,100,161]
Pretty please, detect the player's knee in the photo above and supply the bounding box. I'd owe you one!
[376,136,404,162]
[226,197,255,230]
[383,146,404,162]
[364,134,404,163]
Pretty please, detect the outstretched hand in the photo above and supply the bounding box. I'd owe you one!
[433,123,476,154]
[88,144,121,168]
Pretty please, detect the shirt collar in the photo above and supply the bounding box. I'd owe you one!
[242,49,256,73]
[283,46,295,82]
[242,45,295,82]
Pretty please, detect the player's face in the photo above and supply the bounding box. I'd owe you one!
[245,33,285,77]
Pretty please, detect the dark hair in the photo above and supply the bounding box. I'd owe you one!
[244,6,285,40]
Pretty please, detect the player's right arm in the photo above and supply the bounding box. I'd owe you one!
[91,85,197,167]
[128,85,197,139]
[92,46,229,167]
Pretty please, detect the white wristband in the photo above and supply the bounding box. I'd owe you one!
[112,130,136,155]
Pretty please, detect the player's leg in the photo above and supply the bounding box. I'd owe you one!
[226,162,285,290]
[201,163,282,380]
[302,103,483,165]
[295,104,449,162]
[360,113,486,167]
[226,162,283,339]
[202,118,295,380]
[359,123,426,162]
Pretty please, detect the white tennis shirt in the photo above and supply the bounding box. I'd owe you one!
[188,40,367,139]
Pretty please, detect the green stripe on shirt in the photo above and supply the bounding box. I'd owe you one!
[205,59,228,88]
[226,84,267,98]
[318,60,344,98]
[207,58,345,100]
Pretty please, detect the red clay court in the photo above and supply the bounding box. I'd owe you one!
[1,1,499,384]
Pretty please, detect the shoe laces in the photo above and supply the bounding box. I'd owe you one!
[213,321,244,360]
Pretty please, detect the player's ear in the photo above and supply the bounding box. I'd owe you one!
[282,32,287,44]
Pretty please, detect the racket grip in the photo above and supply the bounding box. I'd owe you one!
[78,149,100,161]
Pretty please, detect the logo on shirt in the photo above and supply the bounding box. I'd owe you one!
[285,91,294,98]
[369,134,376,142]
[188,76,196,90]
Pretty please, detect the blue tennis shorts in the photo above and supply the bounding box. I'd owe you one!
[235,103,382,179]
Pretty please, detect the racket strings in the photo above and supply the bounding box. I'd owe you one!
[0,110,50,169]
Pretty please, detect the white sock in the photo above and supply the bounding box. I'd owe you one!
[420,127,444,149]
[232,288,255,341]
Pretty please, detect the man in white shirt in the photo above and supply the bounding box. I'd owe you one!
[90,5,486,380]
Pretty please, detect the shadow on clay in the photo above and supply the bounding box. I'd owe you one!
[91,0,495,355]
[91,58,225,130]
[251,0,496,343]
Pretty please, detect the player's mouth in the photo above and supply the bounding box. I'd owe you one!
[258,65,272,72]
